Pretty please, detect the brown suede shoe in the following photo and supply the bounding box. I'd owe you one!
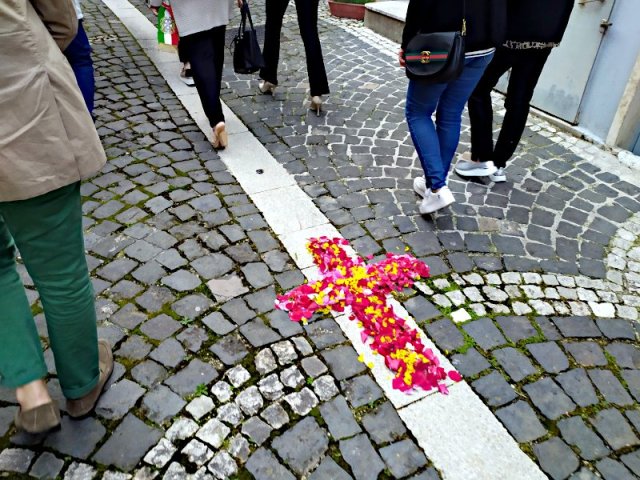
[14,401,61,434]
[67,340,113,418]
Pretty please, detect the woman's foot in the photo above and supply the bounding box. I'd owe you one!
[259,80,276,95]
[413,176,428,197]
[414,176,450,197]
[212,122,228,150]
[310,96,322,116]
[67,340,113,418]
[490,167,506,182]
[180,63,195,86]
[15,380,60,434]
[454,153,497,177]
[419,186,455,214]
[16,379,51,411]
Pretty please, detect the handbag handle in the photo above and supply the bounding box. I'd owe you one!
[236,3,246,39]
[241,0,257,32]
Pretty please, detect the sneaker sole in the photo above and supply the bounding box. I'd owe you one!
[419,197,455,215]
[455,166,497,177]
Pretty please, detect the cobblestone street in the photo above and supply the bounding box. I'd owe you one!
[1,0,639,479]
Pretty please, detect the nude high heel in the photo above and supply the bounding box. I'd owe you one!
[259,80,276,95]
[212,122,228,150]
[310,95,322,116]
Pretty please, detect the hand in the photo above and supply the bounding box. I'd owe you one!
[398,49,405,67]
[236,0,243,8]
[149,5,159,15]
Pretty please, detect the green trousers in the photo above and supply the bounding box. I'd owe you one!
[0,183,99,399]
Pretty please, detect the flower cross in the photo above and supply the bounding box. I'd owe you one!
[275,237,461,393]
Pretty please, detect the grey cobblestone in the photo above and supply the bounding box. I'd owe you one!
[4,2,638,479]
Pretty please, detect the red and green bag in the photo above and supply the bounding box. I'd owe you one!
[157,2,179,51]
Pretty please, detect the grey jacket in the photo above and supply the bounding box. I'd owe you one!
[150,0,235,37]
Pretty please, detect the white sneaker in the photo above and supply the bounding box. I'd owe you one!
[413,176,450,197]
[454,157,497,177]
[413,176,428,197]
[490,167,506,182]
[419,186,455,214]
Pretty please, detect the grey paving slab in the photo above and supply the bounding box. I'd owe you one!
[93,414,162,471]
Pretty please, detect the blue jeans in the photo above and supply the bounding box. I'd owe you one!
[64,20,95,114]
[406,54,494,191]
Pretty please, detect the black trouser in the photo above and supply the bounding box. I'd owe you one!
[468,46,552,168]
[180,26,226,127]
[260,0,329,97]
[178,41,188,64]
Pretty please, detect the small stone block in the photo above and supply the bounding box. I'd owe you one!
[495,401,547,442]
[533,438,579,480]
[379,439,427,478]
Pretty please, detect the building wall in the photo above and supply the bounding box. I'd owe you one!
[578,0,640,144]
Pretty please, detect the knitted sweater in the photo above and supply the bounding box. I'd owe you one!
[506,0,574,44]
[149,0,235,37]
[401,0,507,52]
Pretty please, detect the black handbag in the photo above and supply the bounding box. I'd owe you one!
[232,0,264,74]
[403,1,467,83]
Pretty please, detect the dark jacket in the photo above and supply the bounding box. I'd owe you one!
[401,0,508,52]
[506,0,574,43]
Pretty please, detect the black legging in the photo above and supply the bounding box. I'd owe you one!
[468,46,552,168]
[179,26,226,127]
[260,0,329,97]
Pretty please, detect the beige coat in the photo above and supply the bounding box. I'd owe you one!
[0,0,106,202]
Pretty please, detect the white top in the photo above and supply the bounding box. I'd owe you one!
[149,0,235,37]
[466,48,495,58]
[73,0,83,20]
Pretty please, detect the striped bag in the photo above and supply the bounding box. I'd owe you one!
[157,2,179,51]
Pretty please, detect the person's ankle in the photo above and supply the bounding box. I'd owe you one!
[16,379,52,411]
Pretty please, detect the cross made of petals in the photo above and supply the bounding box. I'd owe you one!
[275,237,461,393]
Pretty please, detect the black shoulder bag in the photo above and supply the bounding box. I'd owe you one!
[232,0,265,74]
[403,0,467,83]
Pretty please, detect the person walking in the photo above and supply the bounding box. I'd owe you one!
[401,0,507,214]
[150,0,238,149]
[64,0,95,114]
[455,0,574,183]
[259,0,329,115]
[0,0,113,434]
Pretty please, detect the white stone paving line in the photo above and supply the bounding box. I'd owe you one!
[103,1,548,478]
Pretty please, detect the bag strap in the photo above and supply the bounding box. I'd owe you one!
[242,0,256,32]
[461,0,467,36]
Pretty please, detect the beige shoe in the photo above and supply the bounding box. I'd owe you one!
[310,95,322,116]
[14,401,61,434]
[66,340,113,418]
[212,122,228,150]
[259,80,276,94]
